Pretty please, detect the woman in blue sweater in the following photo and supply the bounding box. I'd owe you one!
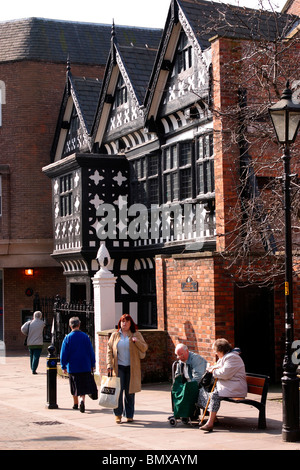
[60,317,96,412]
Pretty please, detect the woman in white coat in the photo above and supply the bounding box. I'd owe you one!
[198,338,247,432]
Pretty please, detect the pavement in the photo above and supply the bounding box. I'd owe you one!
[0,350,300,455]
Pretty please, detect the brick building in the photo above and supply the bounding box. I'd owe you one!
[3,0,300,383]
[41,0,300,383]
[0,18,162,350]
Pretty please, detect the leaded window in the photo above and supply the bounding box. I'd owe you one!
[115,74,128,108]
[196,133,214,195]
[176,31,193,73]
[60,174,73,216]
[130,154,159,207]
[162,141,193,203]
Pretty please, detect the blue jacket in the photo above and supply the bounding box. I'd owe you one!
[60,330,95,373]
[176,351,207,384]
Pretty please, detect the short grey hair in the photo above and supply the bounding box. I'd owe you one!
[175,343,188,354]
[69,316,81,329]
[33,311,43,319]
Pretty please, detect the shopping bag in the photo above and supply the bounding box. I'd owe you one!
[88,373,98,400]
[98,375,121,409]
[172,375,199,419]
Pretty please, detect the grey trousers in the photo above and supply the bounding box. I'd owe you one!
[198,387,221,413]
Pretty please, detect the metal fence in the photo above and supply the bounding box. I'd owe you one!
[33,293,56,342]
[51,296,94,355]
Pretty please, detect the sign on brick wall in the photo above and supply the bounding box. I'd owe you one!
[181,276,198,292]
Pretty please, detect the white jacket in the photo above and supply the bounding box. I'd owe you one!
[212,351,247,398]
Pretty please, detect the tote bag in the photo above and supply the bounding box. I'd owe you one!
[98,375,121,409]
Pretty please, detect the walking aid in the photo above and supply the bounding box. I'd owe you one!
[199,378,218,426]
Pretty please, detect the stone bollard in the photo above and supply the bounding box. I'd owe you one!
[46,344,58,409]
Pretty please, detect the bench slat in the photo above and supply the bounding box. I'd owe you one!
[246,376,266,387]
[248,384,263,395]
[246,375,267,396]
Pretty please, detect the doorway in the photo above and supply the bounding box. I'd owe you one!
[234,284,275,381]
[70,283,87,303]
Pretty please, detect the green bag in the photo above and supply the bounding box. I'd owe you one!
[172,375,199,419]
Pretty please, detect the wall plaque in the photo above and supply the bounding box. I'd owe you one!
[181,276,198,292]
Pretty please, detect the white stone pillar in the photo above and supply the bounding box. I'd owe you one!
[92,244,117,374]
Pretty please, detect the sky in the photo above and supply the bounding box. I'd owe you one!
[0,0,288,28]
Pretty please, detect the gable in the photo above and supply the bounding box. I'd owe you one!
[159,27,211,118]
[103,71,143,146]
[144,0,211,126]
[93,43,159,154]
[52,74,102,161]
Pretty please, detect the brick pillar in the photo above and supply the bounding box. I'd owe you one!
[211,37,242,253]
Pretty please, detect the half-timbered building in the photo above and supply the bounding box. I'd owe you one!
[44,0,300,381]
[0,18,162,350]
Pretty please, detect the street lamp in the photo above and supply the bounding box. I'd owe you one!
[269,81,300,442]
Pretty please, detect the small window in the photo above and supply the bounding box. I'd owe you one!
[115,75,128,108]
[62,106,81,157]
[59,174,73,216]
[177,31,193,73]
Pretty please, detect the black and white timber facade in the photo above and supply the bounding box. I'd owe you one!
[43,0,217,328]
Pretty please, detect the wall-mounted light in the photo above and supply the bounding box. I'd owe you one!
[24,268,34,276]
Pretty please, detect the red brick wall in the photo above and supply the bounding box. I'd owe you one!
[156,253,220,368]
[284,0,300,15]
[211,38,241,253]
[155,252,300,381]
[4,266,65,349]
[98,329,168,382]
[0,60,104,239]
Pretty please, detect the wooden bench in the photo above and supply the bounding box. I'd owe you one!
[220,373,269,429]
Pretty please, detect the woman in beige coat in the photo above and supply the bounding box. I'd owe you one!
[107,314,148,424]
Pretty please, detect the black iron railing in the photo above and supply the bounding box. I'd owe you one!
[51,296,94,355]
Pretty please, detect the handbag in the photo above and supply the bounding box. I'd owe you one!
[199,370,213,390]
[98,375,121,409]
[88,373,98,400]
[23,321,31,346]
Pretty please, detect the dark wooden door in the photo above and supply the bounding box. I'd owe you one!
[234,284,275,380]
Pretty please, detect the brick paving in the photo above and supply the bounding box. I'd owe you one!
[1,351,300,452]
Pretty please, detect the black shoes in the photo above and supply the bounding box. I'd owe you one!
[79,401,85,413]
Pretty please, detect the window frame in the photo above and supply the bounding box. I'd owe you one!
[59,174,73,217]
[162,141,194,203]
[130,153,160,208]
[114,74,128,109]
[176,30,193,74]
[196,133,214,197]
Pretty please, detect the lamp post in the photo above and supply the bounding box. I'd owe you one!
[269,81,300,442]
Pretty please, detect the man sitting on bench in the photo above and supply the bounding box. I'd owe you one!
[198,338,247,432]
